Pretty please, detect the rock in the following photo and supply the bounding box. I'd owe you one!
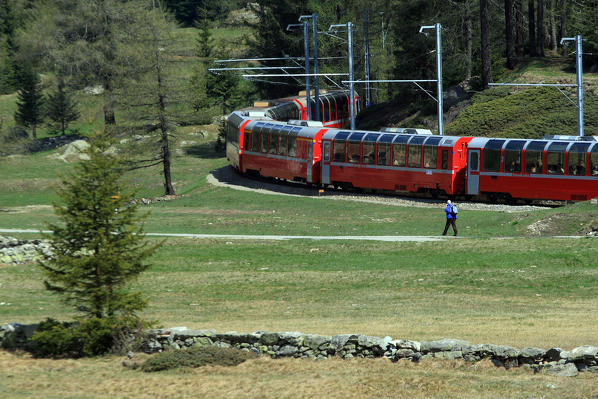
[303,334,331,350]
[567,346,598,362]
[545,348,563,362]
[277,332,304,346]
[277,345,298,357]
[422,339,471,353]
[193,337,213,347]
[547,363,579,377]
[520,347,546,361]
[391,339,421,352]
[357,335,389,354]
[394,349,415,359]
[331,334,358,351]
[259,333,279,346]
[218,332,260,344]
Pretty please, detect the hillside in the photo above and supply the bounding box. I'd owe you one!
[358,58,598,138]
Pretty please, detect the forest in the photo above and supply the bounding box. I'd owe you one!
[1,0,597,193]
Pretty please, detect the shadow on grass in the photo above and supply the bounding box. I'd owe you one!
[185,142,224,159]
[209,165,321,197]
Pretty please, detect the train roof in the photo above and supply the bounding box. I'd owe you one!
[321,129,465,146]
[468,136,598,150]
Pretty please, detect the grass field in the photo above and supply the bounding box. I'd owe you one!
[2,27,598,397]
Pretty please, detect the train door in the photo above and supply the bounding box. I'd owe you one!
[307,142,313,183]
[321,140,331,185]
[467,149,480,195]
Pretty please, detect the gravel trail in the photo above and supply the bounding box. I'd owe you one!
[208,166,545,213]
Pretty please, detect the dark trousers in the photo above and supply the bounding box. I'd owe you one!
[443,218,458,236]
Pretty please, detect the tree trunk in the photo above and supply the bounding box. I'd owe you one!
[103,79,116,127]
[155,49,175,196]
[537,0,545,56]
[515,0,525,56]
[465,0,472,80]
[505,0,517,69]
[559,0,567,55]
[61,119,66,135]
[548,0,557,51]
[480,0,492,89]
[32,123,37,140]
[529,0,536,56]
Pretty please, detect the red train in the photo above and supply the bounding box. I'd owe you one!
[226,93,598,203]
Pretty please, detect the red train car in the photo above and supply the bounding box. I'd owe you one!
[466,137,598,201]
[239,119,327,184]
[291,91,361,128]
[227,98,598,203]
[319,130,472,196]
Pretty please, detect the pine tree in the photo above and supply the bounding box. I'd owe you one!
[46,80,80,135]
[39,133,160,319]
[190,7,213,111]
[14,67,44,139]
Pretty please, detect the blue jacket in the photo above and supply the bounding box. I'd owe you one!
[444,204,455,219]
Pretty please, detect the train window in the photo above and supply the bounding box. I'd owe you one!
[279,132,288,156]
[347,140,361,163]
[252,130,260,152]
[269,125,281,155]
[323,142,331,161]
[591,145,598,176]
[392,136,409,166]
[546,142,568,175]
[260,124,272,153]
[423,146,436,168]
[441,150,449,169]
[362,142,375,164]
[393,144,406,166]
[408,144,422,167]
[324,98,331,122]
[288,127,300,157]
[423,137,441,169]
[482,139,505,172]
[333,140,346,162]
[470,151,479,170]
[504,140,525,173]
[568,143,590,175]
[407,136,426,168]
[377,143,390,165]
[524,141,546,174]
[245,131,252,151]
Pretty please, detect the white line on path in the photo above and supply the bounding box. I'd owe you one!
[0,229,443,242]
[0,229,592,241]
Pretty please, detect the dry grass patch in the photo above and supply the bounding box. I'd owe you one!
[1,351,598,398]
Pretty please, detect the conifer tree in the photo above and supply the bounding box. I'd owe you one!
[46,80,80,135]
[14,67,44,139]
[190,8,213,111]
[39,133,160,319]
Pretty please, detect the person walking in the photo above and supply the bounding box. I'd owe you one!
[442,200,458,236]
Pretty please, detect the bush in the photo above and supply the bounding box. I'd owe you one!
[31,317,142,358]
[141,345,258,372]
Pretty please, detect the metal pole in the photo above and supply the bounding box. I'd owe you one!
[364,9,372,107]
[303,21,311,120]
[576,35,584,136]
[312,14,320,121]
[348,22,355,130]
[436,23,444,135]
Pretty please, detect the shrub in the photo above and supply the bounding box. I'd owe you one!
[31,317,142,358]
[141,345,258,372]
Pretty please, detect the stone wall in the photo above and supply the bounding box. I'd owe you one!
[141,327,591,377]
[0,236,51,265]
[3,323,595,376]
